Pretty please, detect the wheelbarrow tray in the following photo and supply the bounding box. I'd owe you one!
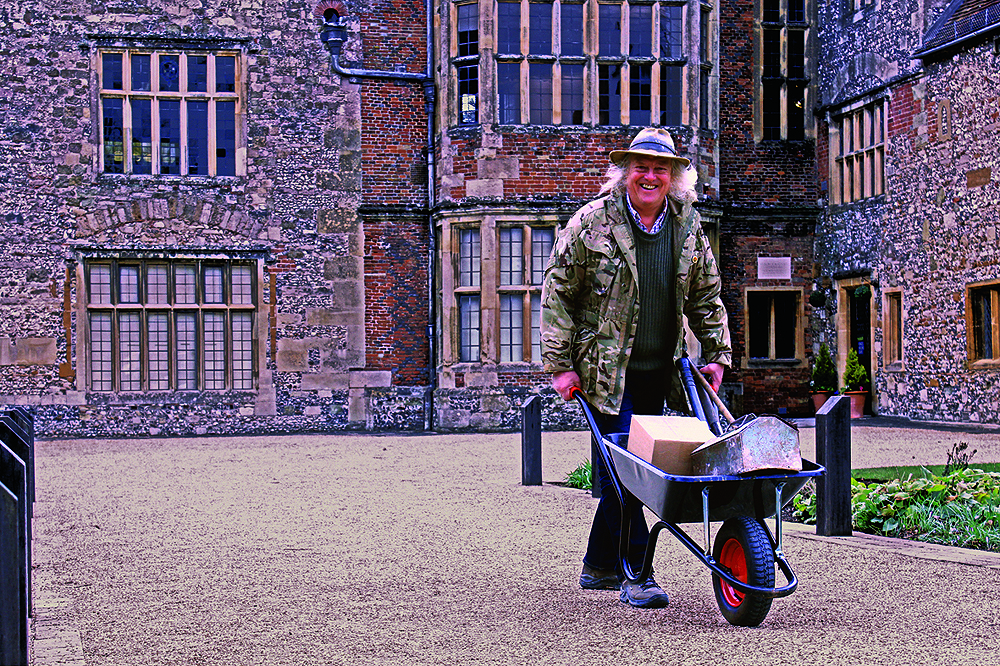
[603,433,823,524]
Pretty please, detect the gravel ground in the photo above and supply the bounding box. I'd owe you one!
[28,420,1000,666]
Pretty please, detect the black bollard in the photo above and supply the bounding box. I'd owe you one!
[0,437,28,666]
[815,394,852,536]
[1,414,31,615]
[521,396,542,485]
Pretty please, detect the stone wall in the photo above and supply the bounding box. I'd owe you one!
[0,0,433,437]
[878,43,1000,423]
[813,0,1000,424]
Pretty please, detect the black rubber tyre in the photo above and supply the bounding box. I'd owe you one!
[711,516,775,627]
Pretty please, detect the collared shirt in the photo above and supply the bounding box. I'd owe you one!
[625,194,668,234]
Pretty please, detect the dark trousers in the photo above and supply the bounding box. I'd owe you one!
[584,370,667,573]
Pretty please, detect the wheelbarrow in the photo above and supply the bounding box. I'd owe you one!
[572,359,824,627]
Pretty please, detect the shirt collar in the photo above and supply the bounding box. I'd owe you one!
[625,194,669,235]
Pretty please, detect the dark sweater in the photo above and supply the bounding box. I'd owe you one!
[628,218,676,372]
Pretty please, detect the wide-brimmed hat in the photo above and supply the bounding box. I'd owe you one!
[609,128,690,167]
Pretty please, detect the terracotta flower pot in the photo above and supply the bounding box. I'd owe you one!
[844,391,867,418]
[810,391,834,413]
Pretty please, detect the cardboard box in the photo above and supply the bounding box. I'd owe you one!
[627,415,715,476]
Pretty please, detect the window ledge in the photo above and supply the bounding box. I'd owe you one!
[827,194,887,210]
[447,362,546,372]
[96,173,243,185]
[746,358,804,367]
[86,390,258,404]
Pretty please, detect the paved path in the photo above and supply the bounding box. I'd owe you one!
[28,420,1000,666]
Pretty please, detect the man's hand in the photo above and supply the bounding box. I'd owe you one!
[699,362,725,393]
[552,370,582,401]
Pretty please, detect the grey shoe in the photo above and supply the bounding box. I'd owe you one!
[579,563,621,590]
[620,576,669,608]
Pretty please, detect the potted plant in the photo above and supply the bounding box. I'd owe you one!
[810,343,838,412]
[842,348,869,418]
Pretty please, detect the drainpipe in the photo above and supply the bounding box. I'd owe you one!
[321,18,432,84]
[422,2,438,433]
[321,12,438,431]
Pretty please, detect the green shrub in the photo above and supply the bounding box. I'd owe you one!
[789,467,1000,551]
[810,343,838,393]
[851,468,1000,550]
[791,479,817,523]
[842,348,868,391]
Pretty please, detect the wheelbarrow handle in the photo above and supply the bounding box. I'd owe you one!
[570,387,632,526]
[678,358,708,424]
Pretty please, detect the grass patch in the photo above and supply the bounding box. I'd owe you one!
[564,460,592,490]
[852,462,1000,484]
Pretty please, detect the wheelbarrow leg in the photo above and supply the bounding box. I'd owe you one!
[618,493,673,587]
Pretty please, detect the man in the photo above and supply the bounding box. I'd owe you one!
[540,127,731,609]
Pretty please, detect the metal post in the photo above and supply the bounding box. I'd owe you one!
[590,434,601,498]
[815,394,852,536]
[7,409,32,505]
[521,396,542,486]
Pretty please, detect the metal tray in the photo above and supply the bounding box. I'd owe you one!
[605,433,824,524]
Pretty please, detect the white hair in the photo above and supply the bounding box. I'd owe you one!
[598,155,699,204]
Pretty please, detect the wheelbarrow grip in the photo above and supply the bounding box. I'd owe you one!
[570,387,602,442]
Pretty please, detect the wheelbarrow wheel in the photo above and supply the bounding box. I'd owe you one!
[712,516,775,627]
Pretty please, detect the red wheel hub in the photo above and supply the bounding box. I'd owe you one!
[719,538,748,607]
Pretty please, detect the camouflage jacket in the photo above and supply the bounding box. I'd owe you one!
[540,192,732,415]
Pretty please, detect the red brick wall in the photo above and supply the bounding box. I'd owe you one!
[360,82,428,207]
[889,81,918,140]
[360,0,427,73]
[717,0,820,206]
[445,130,654,202]
[365,215,430,384]
[355,0,431,385]
[721,233,815,416]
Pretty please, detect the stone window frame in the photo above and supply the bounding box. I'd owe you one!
[93,39,247,178]
[849,0,876,14]
[755,0,813,142]
[450,0,709,127]
[453,1,481,126]
[882,288,904,370]
[936,98,953,141]
[698,3,713,129]
[967,279,1000,367]
[439,210,562,372]
[741,286,806,368]
[496,223,555,363]
[830,96,886,204]
[76,250,267,394]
